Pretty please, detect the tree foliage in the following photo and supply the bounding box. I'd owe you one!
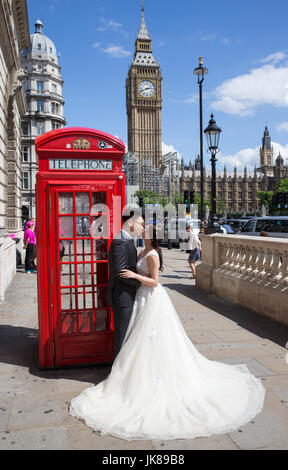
[277,178,288,192]
[134,190,170,207]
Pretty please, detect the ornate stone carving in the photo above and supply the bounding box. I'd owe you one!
[11,68,27,97]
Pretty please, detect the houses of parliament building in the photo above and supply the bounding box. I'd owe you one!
[180,126,288,214]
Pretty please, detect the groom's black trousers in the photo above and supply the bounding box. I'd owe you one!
[111,303,134,357]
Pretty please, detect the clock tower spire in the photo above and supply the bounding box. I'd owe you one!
[126,4,163,175]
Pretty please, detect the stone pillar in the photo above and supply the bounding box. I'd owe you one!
[6,97,22,232]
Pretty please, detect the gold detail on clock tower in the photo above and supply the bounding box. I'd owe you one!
[126,5,162,174]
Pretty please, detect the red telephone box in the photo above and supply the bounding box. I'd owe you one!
[35,127,126,368]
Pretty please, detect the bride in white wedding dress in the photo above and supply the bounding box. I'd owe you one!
[69,227,265,441]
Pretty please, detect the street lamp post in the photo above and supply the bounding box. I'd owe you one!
[204,114,222,232]
[194,57,208,232]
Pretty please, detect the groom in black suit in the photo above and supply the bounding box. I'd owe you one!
[107,213,144,357]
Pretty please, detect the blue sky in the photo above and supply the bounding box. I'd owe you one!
[27,0,288,170]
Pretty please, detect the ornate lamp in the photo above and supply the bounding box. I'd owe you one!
[204,114,222,231]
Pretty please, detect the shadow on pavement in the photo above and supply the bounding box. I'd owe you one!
[0,324,111,383]
[162,282,288,349]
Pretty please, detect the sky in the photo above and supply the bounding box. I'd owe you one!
[27,0,288,171]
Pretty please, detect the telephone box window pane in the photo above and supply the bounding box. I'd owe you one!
[60,240,75,262]
[60,263,75,286]
[79,310,94,333]
[95,310,108,331]
[85,292,93,309]
[76,239,92,261]
[76,193,90,214]
[59,193,73,214]
[93,263,108,285]
[76,290,93,309]
[61,288,76,310]
[92,192,107,210]
[76,216,90,237]
[94,286,108,308]
[77,264,92,285]
[59,216,74,238]
[91,216,108,238]
[77,291,84,310]
[62,312,77,335]
[93,240,108,260]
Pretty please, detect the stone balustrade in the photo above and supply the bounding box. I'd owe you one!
[197,234,288,326]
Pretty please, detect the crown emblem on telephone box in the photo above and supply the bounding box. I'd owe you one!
[72,138,91,150]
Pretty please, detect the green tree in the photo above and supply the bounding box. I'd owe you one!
[277,178,288,192]
[172,192,184,206]
[216,197,228,216]
[257,190,274,214]
[194,193,211,209]
[134,190,170,206]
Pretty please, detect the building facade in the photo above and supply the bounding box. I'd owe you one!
[20,19,65,219]
[180,127,287,215]
[126,6,162,176]
[0,0,30,301]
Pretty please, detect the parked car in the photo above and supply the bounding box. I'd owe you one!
[238,217,288,238]
[227,219,249,233]
[161,218,200,247]
[220,224,235,234]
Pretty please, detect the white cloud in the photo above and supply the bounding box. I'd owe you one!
[96,17,128,38]
[184,93,198,104]
[162,142,183,161]
[102,44,131,58]
[271,141,288,162]
[212,62,288,116]
[260,51,287,65]
[93,42,131,58]
[184,91,211,105]
[277,122,288,132]
[218,140,288,170]
[218,146,260,170]
[200,34,215,41]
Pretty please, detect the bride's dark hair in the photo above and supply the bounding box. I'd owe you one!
[146,224,163,271]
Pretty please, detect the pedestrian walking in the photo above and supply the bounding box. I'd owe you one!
[24,221,36,273]
[186,223,201,279]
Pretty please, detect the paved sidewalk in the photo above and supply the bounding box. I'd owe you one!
[0,248,288,450]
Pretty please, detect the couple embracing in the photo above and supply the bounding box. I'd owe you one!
[70,213,265,441]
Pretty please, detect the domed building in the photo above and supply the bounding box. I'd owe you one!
[20,20,66,219]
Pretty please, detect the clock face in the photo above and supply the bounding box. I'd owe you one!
[138,80,156,98]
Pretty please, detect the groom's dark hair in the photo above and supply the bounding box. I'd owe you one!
[122,211,134,224]
[122,211,144,225]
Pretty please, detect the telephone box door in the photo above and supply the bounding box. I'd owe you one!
[50,184,115,367]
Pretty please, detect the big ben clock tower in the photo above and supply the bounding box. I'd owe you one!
[126,4,162,169]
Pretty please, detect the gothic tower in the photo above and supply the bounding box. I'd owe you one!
[259,126,274,176]
[126,5,162,169]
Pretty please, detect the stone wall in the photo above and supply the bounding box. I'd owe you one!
[0,0,29,302]
[197,234,288,326]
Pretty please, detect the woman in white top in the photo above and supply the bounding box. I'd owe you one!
[186,224,201,279]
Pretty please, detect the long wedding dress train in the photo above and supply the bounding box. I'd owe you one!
[69,250,265,441]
